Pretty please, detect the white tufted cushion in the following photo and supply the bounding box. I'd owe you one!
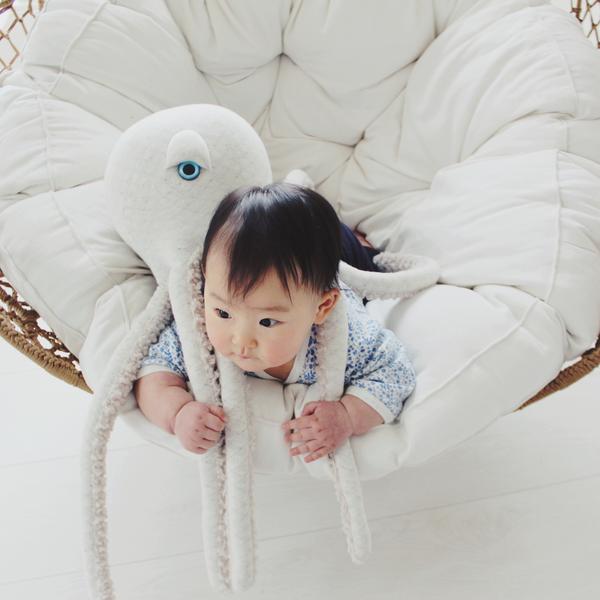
[1,0,600,474]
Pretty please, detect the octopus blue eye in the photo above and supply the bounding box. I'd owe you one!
[177,161,202,180]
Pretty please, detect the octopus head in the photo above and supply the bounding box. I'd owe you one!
[104,104,272,286]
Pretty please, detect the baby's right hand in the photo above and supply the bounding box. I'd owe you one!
[173,400,228,455]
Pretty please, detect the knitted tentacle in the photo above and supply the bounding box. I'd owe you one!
[82,285,172,600]
[170,251,230,591]
[326,445,372,563]
[185,255,257,591]
[315,295,372,563]
[219,357,257,591]
[338,252,440,301]
[323,252,439,556]
[321,251,439,560]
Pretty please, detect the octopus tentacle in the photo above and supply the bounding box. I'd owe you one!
[169,249,231,591]
[83,285,172,599]
[315,292,372,564]
[184,248,256,591]
[338,253,440,301]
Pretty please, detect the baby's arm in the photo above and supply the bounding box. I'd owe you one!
[134,317,192,433]
[134,372,227,455]
[134,319,227,454]
[133,371,193,434]
[343,297,417,429]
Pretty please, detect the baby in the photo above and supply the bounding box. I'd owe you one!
[133,183,417,463]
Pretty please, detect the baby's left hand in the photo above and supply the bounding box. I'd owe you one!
[281,400,353,463]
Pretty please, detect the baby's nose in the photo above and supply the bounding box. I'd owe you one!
[233,332,257,352]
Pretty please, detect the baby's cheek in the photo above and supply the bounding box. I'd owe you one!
[263,332,301,364]
[205,315,228,354]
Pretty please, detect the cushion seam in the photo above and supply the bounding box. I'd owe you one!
[534,9,579,117]
[47,1,110,97]
[34,84,145,346]
[116,281,131,332]
[544,148,563,306]
[412,295,542,407]
[17,0,48,59]
[34,91,56,192]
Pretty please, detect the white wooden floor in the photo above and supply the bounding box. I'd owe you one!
[3,0,598,598]
[1,337,600,600]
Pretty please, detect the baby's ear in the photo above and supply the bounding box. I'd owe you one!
[165,129,212,171]
[313,288,341,325]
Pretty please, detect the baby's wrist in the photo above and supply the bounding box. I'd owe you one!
[170,398,194,435]
[340,394,384,436]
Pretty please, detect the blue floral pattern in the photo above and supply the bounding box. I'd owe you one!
[138,283,416,423]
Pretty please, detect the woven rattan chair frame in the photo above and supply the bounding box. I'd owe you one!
[0,0,599,408]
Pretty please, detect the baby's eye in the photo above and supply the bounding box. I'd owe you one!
[259,318,280,328]
[177,160,202,181]
[215,308,230,319]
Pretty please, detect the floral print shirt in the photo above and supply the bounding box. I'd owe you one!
[136,283,416,423]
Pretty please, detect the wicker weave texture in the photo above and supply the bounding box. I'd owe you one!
[572,0,600,48]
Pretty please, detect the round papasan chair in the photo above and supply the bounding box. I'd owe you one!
[1,0,600,575]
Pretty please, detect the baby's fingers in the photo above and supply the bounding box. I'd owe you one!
[203,413,227,433]
[190,425,218,442]
[207,404,228,422]
[304,447,332,463]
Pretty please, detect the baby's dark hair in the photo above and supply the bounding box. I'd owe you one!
[200,182,342,301]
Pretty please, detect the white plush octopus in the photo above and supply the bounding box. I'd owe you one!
[82,103,440,598]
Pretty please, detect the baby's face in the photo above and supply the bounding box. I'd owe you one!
[203,245,335,374]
